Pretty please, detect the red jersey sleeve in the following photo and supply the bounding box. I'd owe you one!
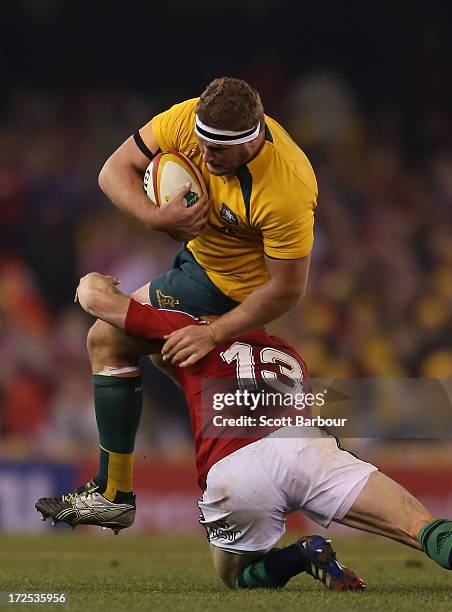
[124,299,199,340]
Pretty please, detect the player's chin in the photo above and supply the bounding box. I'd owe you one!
[205,163,230,176]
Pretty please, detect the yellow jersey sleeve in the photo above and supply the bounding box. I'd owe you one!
[139,98,199,154]
[253,177,317,260]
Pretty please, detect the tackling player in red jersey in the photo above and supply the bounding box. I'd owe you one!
[36,273,452,592]
[123,285,312,491]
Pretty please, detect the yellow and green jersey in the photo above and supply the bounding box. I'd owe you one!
[139,98,317,302]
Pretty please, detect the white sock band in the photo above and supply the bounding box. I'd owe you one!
[96,366,140,376]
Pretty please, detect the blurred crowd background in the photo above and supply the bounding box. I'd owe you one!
[1,1,452,465]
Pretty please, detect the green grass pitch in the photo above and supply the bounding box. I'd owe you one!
[0,532,451,611]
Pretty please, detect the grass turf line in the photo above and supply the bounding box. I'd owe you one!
[0,533,451,611]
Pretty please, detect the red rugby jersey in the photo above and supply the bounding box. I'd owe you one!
[125,299,308,489]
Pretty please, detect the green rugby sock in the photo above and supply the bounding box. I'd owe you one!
[235,546,308,589]
[235,558,283,589]
[92,375,142,502]
[418,518,452,569]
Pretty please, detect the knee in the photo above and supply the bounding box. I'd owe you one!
[216,567,236,589]
[211,549,246,589]
[87,319,118,359]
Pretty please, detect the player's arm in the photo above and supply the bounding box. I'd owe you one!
[98,131,208,241]
[210,254,310,339]
[76,272,197,341]
[162,167,317,366]
[205,176,315,342]
[162,255,310,367]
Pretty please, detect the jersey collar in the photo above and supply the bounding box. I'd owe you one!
[237,123,274,176]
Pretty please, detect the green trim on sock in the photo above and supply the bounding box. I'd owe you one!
[418,518,452,569]
[418,518,447,551]
[237,560,283,589]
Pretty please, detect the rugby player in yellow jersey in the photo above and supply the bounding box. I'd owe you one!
[35,78,317,525]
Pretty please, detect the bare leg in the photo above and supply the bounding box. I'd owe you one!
[337,471,434,549]
[86,281,179,385]
[85,282,173,502]
[209,544,263,588]
[88,283,161,373]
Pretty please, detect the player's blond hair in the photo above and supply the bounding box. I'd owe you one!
[197,77,264,132]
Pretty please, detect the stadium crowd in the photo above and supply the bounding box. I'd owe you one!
[1,65,451,460]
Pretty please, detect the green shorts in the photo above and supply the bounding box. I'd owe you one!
[149,246,239,318]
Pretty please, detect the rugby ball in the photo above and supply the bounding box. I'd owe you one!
[144,152,207,207]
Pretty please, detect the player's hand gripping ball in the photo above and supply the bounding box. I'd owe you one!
[144,152,207,207]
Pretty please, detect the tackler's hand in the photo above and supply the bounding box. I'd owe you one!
[162,324,218,367]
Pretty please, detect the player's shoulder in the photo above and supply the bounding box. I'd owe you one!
[265,115,317,197]
[153,97,199,131]
[235,328,293,351]
[151,98,200,155]
[167,97,199,121]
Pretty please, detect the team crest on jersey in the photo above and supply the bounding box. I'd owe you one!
[156,289,180,309]
[219,203,239,226]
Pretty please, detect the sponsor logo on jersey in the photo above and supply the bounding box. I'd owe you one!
[209,223,238,237]
[207,523,242,543]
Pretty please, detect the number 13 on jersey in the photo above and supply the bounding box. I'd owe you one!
[220,341,304,394]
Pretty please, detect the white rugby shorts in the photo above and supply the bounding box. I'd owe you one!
[198,427,377,554]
